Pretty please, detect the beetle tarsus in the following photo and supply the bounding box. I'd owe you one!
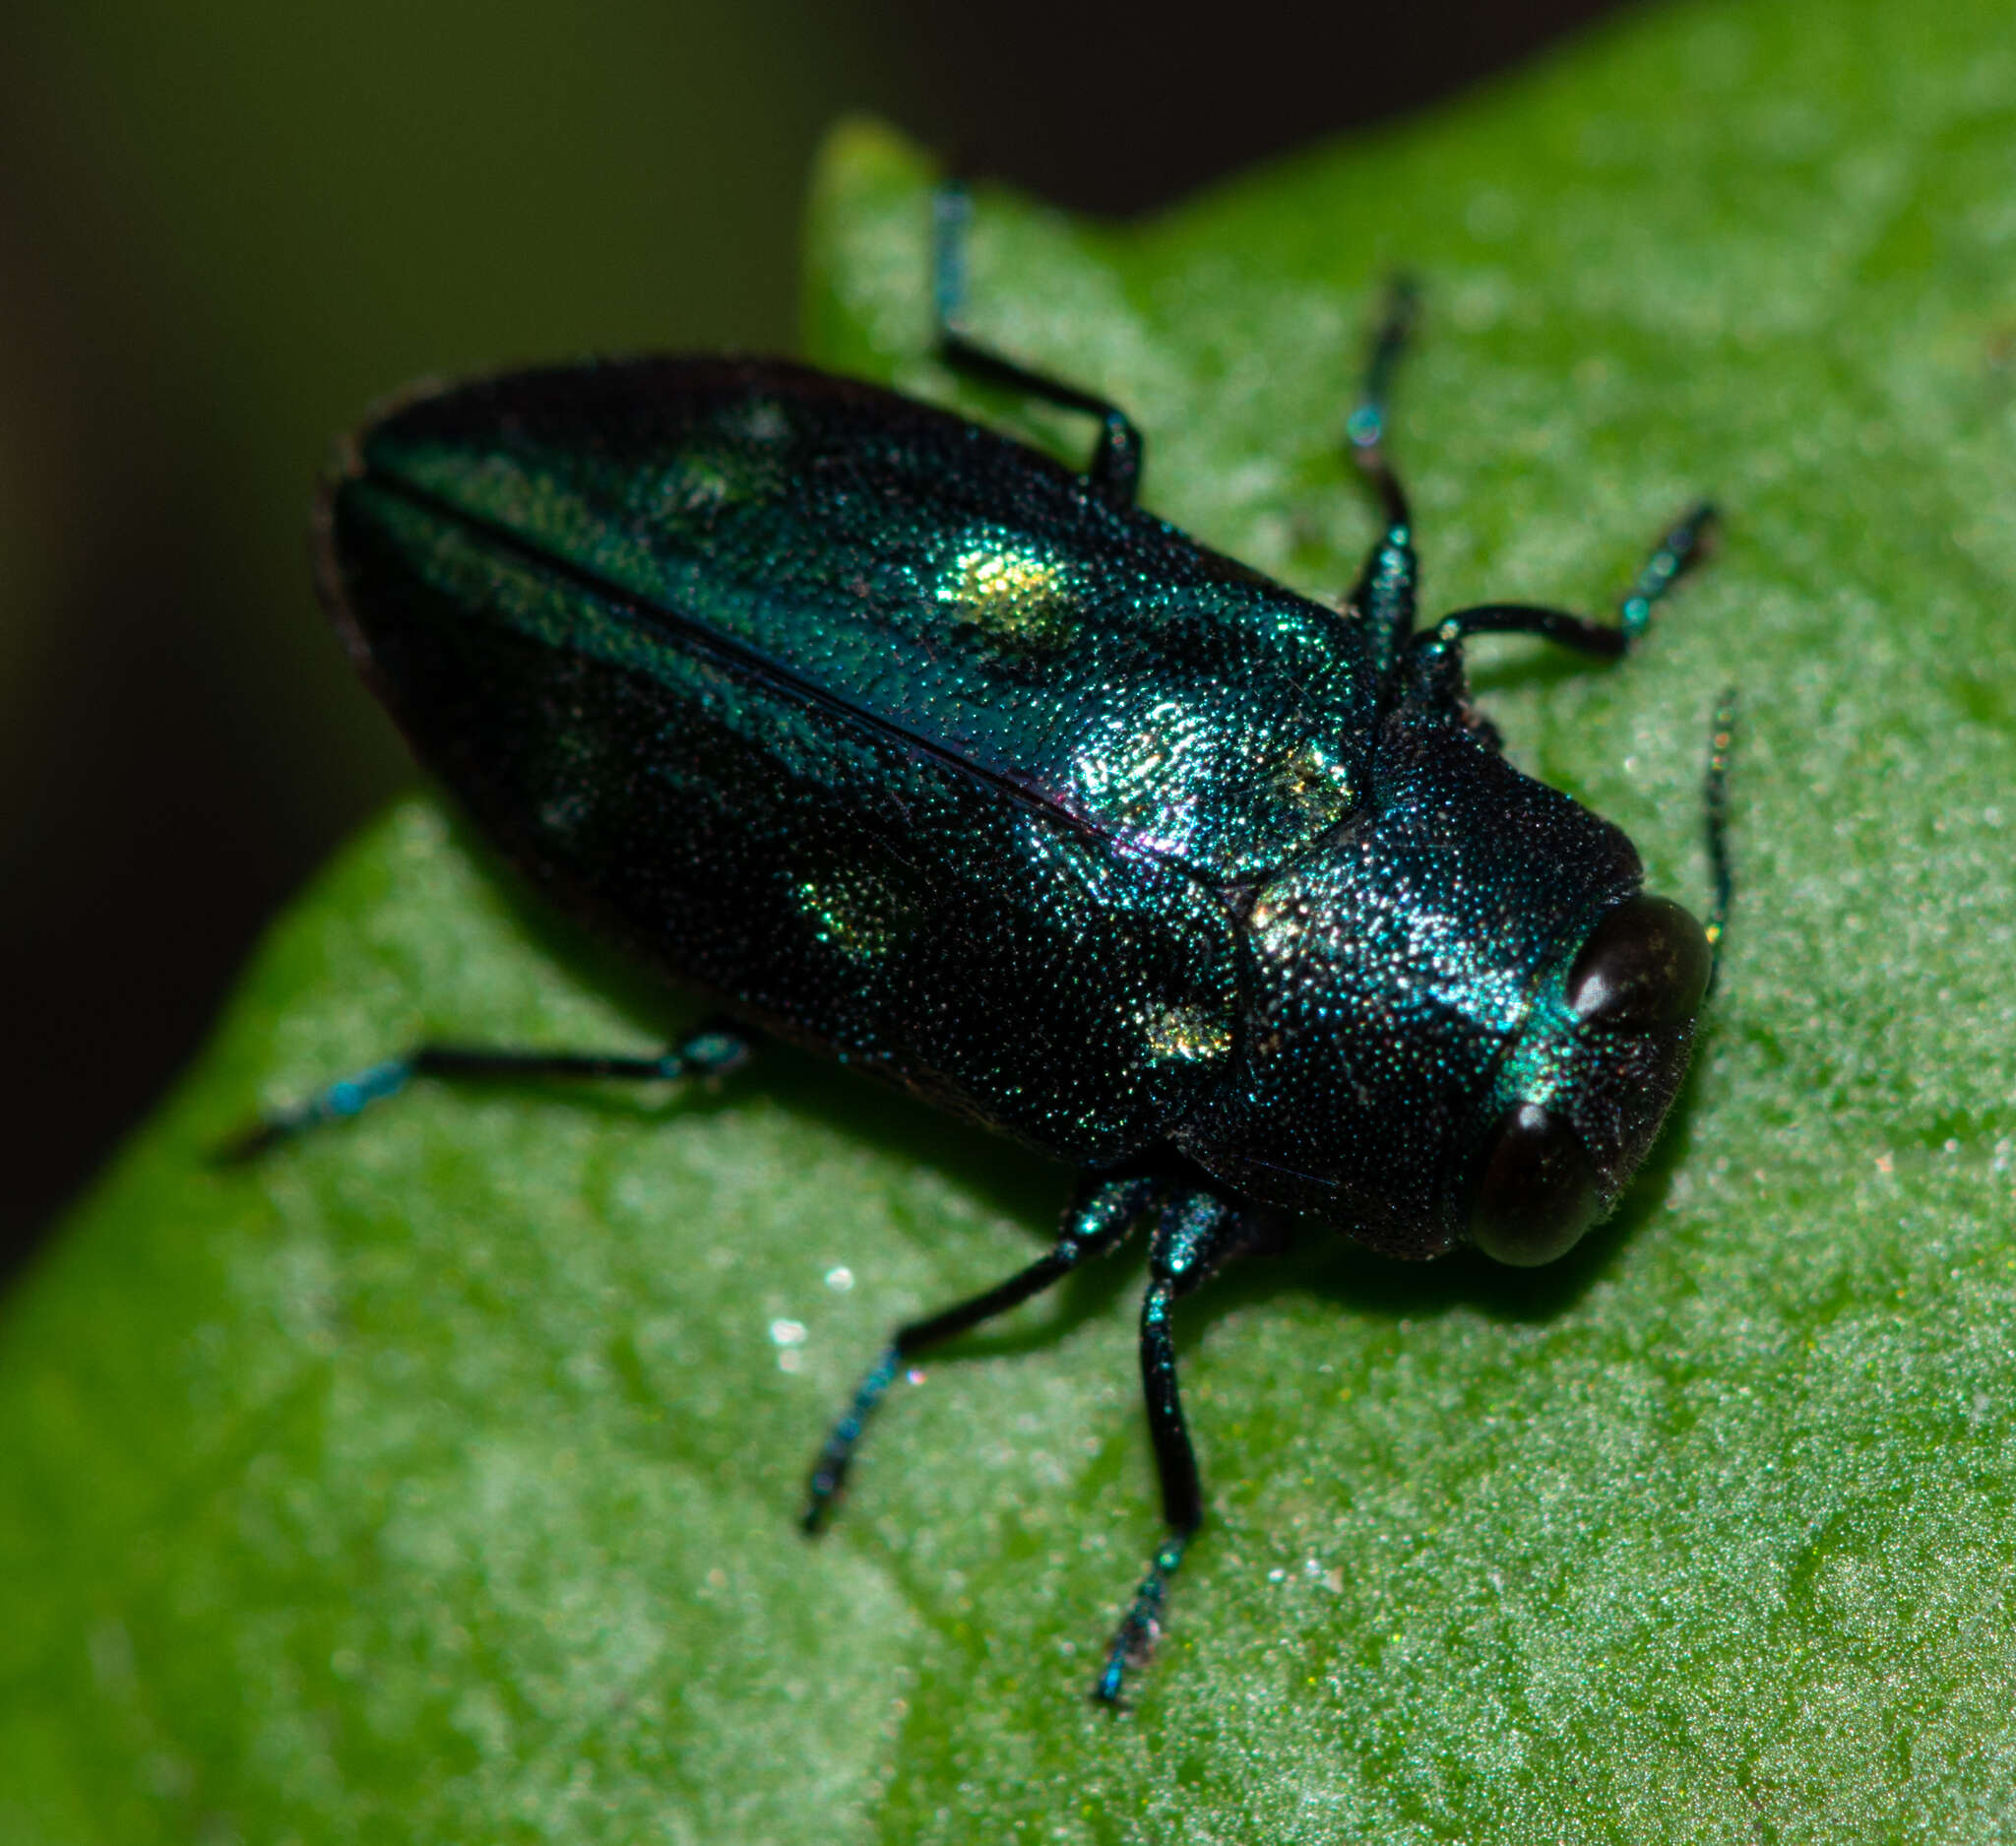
[215,1054,415,1163]
[802,1344,900,1533]
[801,1175,1158,1533]
[1094,1534,1188,1706]
[1621,500,1718,639]
[1346,275,1420,533]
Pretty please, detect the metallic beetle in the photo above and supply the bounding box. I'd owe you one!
[278,192,1722,1701]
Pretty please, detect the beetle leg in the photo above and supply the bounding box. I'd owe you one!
[1095,1186,1270,1706]
[1702,690,1738,993]
[1618,500,1718,642]
[929,179,1145,508]
[218,1018,751,1161]
[1342,277,1423,676]
[1405,502,1717,726]
[802,1171,1162,1533]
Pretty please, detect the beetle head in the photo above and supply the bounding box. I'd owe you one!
[1173,708,1708,1263]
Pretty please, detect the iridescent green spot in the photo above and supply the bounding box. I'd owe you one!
[935,533,1080,662]
[795,868,906,963]
[724,397,792,446]
[647,442,784,526]
[667,456,737,514]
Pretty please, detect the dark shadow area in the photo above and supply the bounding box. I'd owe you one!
[421,814,1078,1244]
[892,0,1623,217]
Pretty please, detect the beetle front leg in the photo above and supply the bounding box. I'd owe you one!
[1404,501,1716,723]
[1427,502,1717,662]
[1095,1186,1273,1706]
[220,1019,752,1160]
[1342,276,1422,675]
[802,1171,1162,1531]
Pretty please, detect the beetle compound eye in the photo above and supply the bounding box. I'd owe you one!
[1469,1103,1602,1266]
[1566,893,1711,1034]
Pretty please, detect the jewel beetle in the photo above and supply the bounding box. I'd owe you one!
[244,182,1731,1704]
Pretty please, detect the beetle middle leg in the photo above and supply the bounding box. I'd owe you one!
[220,1019,751,1160]
[1094,1186,1272,1705]
[929,180,1144,509]
[801,1171,1162,1530]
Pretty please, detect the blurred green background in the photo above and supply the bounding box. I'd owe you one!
[0,0,1615,1264]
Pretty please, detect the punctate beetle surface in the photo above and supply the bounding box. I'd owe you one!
[244,184,1730,1703]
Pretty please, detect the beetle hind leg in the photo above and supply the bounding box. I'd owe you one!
[218,1019,751,1161]
[928,179,1145,508]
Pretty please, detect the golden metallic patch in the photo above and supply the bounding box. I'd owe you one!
[1141,1002,1233,1065]
[1246,894,1309,968]
[1268,739,1355,829]
[936,537,1080,661]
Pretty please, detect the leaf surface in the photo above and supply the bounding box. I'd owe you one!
[8,3,2016,1838]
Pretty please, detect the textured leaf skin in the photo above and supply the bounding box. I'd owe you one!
[8,0,2016,1839]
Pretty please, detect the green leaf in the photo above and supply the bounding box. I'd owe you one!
[10,1,2016,1837]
